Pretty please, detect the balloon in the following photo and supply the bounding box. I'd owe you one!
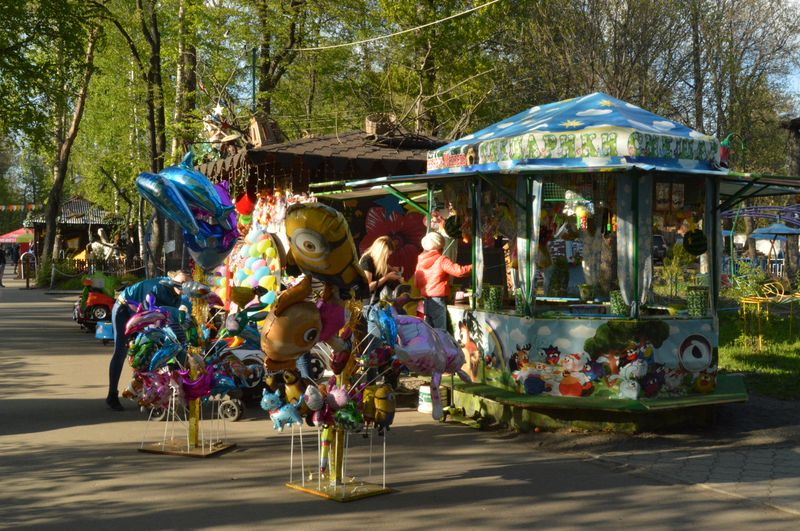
[262,290,276,305]
[255,266,270,279]
[234,270,247,283]
[213,180,238,237]
[210,373,237,396]
[160,153,235,231]
[184,220,236,271]
[249,245,260,257]
[259,293,271,303]
[257,240,268,254]
[235,192,256,215]
[239,214,252,225]
[245,257,258,270]
[136,172,201,242]
[179,367,214,400]
[264,276,277,290]
[252,259,267,270]
[393,314,472,420]
[260,277,319,372]
[284,203,368,298]
[258,276,270,289]
[265,247,277,258]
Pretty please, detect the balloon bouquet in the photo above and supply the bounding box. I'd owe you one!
[125,154,254,424]
[120,283,257,420]
[257,202,472,493]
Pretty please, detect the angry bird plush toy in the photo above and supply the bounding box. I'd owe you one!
[284,202,368,298]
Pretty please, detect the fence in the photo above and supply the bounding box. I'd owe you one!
[70,257,146,278]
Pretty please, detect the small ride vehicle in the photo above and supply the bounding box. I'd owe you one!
[73,278,115,332]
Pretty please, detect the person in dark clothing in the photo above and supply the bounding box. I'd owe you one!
[9,245,19,275]
[0,247,6,287]
[106,270,190,411]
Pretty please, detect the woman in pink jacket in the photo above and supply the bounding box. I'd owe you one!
[414,232,472,330]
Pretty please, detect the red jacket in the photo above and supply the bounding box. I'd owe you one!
[414,249,472,298]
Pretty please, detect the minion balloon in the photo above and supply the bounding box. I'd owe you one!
[284,203,368,298]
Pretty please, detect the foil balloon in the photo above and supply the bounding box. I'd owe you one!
[160,152,235,231]
[180,280,211,298]
[260,276,321,373]
[136,172,202,242]
[148,340,183,371]
[210,373,237,396]
[393,314,472,420]
[179,367,214,400]
[125,308,168,336]
[184,220,236,270]
[214,181,239,237]
[284,202,368,298]
[235,192,256,215]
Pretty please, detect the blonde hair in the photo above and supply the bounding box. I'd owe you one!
[363,236,394,278]
[421,232,445,251]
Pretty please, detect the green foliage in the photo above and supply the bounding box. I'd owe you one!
[724,259,770,299]
[35,259,82,289]
[2,0,799,218]
[718,313,800,400]
[661,243,696,297]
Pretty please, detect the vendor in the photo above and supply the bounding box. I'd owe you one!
[415,232,472,330]
[106,270,190,411]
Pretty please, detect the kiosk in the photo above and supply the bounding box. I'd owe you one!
[343,93,751,431]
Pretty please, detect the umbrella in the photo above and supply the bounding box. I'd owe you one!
[748,223,800,277]
[749,222,800,238]
[748,234,787,242]
[0,228,33,243]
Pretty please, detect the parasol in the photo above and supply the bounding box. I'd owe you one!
[748,223,800,276]
[0,228,33,243]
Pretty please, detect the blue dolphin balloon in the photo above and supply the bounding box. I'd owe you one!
[161,152,236,231]
[149,340,184,371]
[136,172,203,244]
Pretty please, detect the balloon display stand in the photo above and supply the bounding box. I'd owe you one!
[139,389,236,458]
[285,425,392,502]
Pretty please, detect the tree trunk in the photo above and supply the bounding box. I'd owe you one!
[138,0,167,276]
[41,27,99,265]
[690,0,704,132]
[743,213,757,262]
[256,0,306,118]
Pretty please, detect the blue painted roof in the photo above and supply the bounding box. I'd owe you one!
[427,92,721,174]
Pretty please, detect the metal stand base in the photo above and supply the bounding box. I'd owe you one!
[286,480,392,502]
[138,440,236,458]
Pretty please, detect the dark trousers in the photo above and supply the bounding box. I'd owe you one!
[424,296,448,330]
[108,302,132,396]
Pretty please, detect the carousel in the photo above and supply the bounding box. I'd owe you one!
[341,93,753,431]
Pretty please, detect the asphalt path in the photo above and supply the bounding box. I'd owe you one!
[0,272,798,530]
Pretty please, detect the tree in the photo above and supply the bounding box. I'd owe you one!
[41,26,101,265]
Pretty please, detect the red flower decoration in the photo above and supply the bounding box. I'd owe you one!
[359,206,426,280]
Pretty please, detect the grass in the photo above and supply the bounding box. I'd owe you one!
[718,310,800,400]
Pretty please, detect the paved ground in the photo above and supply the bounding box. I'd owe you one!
[1,270,800,530]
